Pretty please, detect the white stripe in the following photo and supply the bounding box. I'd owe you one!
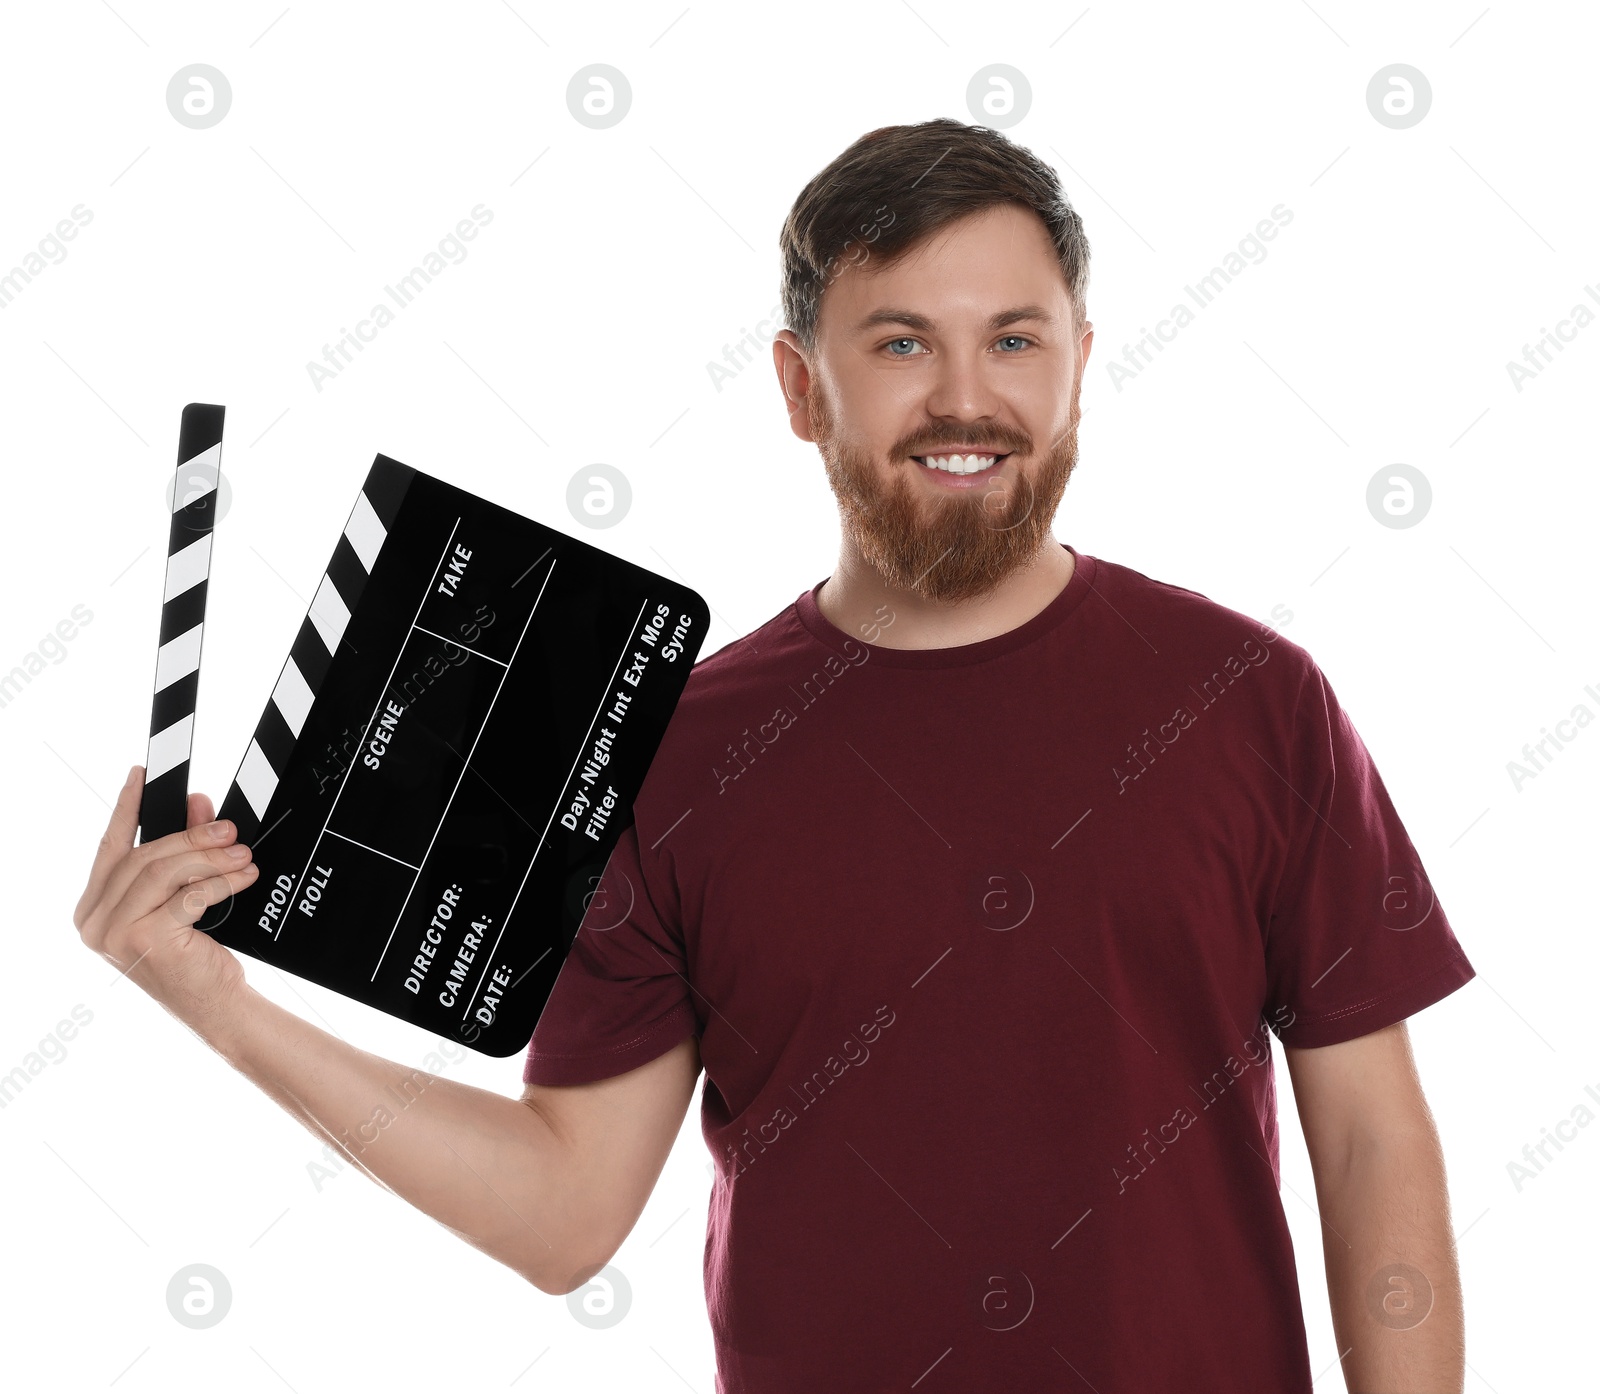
[307,574,351,655]
[344,490,387,572]
[163,533,213,601]
[172,442,221,511]
[153,622,204,692]
[271,658,315,738]
[235,739,279,821]
[145,713,194,782]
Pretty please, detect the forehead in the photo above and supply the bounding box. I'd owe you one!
[819,203,1070,334]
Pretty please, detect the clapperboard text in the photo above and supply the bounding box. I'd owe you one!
[562,602,695,842]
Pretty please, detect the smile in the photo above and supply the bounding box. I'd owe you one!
[912,451,1010,476]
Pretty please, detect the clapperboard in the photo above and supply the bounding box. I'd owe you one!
[138,405,708,1056]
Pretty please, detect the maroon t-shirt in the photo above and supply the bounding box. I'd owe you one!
[524,544,1474,1392]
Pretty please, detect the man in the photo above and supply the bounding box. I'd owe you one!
[77,118,1475,1392]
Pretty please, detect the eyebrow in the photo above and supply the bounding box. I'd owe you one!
[852,304,1056,334]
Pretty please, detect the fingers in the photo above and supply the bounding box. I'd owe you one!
[98,829,249,936]
[154,861,259,930]
[187,790,216,830]
[89,767,231,909]
[135,797,238,863]
[115,840,254,928]
[81,765,144,919]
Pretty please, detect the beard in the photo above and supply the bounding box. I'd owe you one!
[809,378,1081,604]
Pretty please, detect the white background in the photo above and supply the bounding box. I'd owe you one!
[2,1,1595,1389]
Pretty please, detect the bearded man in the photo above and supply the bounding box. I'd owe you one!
[78,117,1474,1394]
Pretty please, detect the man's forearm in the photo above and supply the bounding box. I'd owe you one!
[1315,1125,1465,1393]
[189,983,579,1291]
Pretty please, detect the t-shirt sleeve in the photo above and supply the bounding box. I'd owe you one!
[521,819,700,1086]
[1263,658,1475,1049]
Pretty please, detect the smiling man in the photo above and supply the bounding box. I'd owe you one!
[805,233,1081,611]
[522,119,1476,1390]
[78,118,1475,1394]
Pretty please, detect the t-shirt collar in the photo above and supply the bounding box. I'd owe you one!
[794,542,1097,669]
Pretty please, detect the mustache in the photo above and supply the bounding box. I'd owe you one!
[807,390,1042,461]
[894,434,1031,457]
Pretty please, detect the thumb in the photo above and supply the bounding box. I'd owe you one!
[186,790,216,830]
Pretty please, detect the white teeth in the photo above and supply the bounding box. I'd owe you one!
[920,453,999,475]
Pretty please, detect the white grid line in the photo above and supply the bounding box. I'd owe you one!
[461,595,650,1019]
[368,557,558,982]
[275,517,462,940]
[411,624,509,667]
[325,829,421,870]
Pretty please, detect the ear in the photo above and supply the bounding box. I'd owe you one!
[773,330,817,444]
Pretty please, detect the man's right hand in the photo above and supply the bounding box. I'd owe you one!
[73,763,257,1026]
[68,762,701,1296]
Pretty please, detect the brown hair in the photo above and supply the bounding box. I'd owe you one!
[779,117,1090,353]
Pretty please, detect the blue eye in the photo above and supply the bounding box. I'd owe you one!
[997,335,1030,351]
[886,338,920,356]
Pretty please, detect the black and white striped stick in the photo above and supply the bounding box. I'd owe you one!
[213,459,408,844]
[137,403,225,845]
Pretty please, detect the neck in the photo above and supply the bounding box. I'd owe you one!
[817,534,1076,651]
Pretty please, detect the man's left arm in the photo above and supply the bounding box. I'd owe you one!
[1284,1020,1466,1394]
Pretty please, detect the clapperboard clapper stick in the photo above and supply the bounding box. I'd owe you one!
[139,403,226,845]
[147,442,709,1057]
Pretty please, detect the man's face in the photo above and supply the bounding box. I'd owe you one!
[783,202,1093,603]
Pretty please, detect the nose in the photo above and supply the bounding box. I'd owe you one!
[920,343,1006,431]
